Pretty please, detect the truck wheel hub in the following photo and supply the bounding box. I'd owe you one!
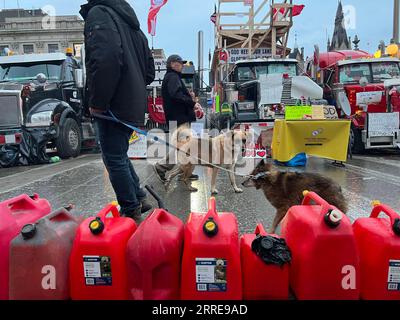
[68,129,79,150]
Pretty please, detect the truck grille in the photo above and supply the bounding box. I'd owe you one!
[0,92,22,128]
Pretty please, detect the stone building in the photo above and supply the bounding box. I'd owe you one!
[0,9,84,56]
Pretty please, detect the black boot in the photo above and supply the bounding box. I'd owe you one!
[141,199,153,213]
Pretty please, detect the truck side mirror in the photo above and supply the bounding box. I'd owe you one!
[74,69,84,88]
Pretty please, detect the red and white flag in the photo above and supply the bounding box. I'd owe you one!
[148,0,168,37]
[273,4,305,20]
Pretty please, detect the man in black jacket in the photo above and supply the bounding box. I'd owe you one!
[153,55,201,182]
[80,0,155,218]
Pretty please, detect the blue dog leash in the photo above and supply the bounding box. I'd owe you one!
[92,110,168,146]
[92,110,254,179]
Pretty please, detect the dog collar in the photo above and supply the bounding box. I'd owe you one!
[252,172,270,180]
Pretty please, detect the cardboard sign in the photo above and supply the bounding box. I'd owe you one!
[128,132,147,159]
[243,143,268,159]
[323,105,339,119]
[311,106,325,120]
[286,105,339,120]
[368,112,400,137]
[285,106,313,120]
[150,58,167,87]
[238,123,275,159]
[356,91,383,105]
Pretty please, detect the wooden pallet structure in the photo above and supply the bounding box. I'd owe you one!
[214,0,294,59]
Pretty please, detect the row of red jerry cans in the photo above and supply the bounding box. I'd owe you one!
[1,192,400,300]
[0,194,285,300]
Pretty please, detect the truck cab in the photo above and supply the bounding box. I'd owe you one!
[0,53,95,159]
[309,49,400,152]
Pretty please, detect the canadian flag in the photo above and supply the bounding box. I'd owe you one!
[148,0,168,36]
[273,4,305,20]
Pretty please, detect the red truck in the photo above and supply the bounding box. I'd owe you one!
[307,49,400,153]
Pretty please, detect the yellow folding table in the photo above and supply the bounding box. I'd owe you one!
[272,119,351,163]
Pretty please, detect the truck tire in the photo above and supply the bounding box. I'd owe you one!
[56,118,82,159]
[350,126,365,154]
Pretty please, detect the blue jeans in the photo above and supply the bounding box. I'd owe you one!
[96,118,147,215]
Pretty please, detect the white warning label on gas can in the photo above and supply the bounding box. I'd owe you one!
[195,258,227,292]
[387,260,400,291]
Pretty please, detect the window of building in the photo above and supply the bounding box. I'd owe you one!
[23,44,34,54]
[48,44,59,53]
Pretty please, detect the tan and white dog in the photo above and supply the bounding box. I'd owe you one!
[165,130,250,194]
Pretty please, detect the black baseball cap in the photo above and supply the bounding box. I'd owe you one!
[167,54,187,66]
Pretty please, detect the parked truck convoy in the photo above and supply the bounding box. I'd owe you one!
[307,49,400,153]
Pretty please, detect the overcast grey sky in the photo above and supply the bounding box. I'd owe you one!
[5,0,394,69]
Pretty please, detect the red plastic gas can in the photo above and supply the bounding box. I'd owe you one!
[69,204,137,300]
[9,207,80,300]
[353,202,400,300]
[240,224,289,300]
[0,194,51,300]
[181,198,242,300]
[281,191,360,300]
[126,209,184,300]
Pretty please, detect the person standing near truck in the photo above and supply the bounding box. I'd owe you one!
[80,0,155,219]
[153,55,202,182]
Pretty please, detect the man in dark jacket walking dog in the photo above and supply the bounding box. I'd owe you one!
[80,0,155,218]
[153,55,202,182]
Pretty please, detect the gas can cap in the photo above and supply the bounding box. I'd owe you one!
[21,224,37,240]
[89,217,105,235]
[203,217,219,237]
[324,209,343,228]
[260,237,274,250]
[393,218,400,236]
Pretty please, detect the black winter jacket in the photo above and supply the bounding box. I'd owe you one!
[80,0,155,125]
[161,69,196,127]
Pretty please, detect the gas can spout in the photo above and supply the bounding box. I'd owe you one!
[208,197,217,216]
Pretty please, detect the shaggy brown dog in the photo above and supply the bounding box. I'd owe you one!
[242,160,348,233]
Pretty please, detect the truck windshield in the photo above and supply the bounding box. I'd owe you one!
[0,62,62,82]
[339,63,372,84]
[371,62,400,81]
[237,63,297,81]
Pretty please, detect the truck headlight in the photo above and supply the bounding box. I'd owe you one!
[30,111,53,125]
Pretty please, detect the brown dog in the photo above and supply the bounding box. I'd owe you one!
[242,160,348,233]
[165,130,250,194]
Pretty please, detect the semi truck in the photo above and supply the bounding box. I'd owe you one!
[0,52,96,160]
[307,49,400,153]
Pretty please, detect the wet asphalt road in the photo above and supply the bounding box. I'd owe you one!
[0,149,399,235]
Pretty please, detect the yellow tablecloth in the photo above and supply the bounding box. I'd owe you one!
[272,120,351,162]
